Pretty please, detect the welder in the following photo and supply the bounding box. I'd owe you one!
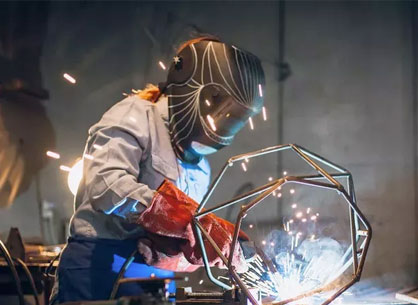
[51,36,265,303]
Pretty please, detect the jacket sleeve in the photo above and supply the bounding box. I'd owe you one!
[83,104,155,220]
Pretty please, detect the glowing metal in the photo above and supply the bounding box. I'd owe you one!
[59,165,71,172]
[262,106,267,121]
[258,84,263,97]
[207,115,217,131]
[46,151,60,159]
[63,73,76,84]
[158,61,166,70]
[249,117,254,130]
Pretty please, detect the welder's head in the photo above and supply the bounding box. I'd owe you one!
[163,37,265,164]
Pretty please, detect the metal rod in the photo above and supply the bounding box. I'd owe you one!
[295,144,349,174]
[229,144,292,163]
[194,219,232,290]
[291,145,342,187]
[109,249,138,299]
[196,180,280,218]
[0,240,24,305]
[14,258,40,305]
[198,162,230,212]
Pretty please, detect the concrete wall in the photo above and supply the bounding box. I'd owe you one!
[0,0,415,295]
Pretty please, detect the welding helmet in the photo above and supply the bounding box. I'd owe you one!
[163,39,265,164]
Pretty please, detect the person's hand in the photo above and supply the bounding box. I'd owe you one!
[136,180,248,272]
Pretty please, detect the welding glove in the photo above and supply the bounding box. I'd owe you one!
[136,179,249,273]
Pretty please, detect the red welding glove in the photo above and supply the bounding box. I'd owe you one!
[136,179,249,273]
[137,232,200,272]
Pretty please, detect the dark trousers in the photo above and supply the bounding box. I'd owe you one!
[56,237,175,303]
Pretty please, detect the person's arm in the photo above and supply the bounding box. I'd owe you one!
[83,124,154,221]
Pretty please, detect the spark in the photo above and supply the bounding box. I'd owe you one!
[249,224,254,229]
[249,117,254,130]
[205,99,211,106]
[199,279,204,285]
[290,189,295,194]
[207,115,217,131]
[289,219,294,223]
[258,84,263,97]
[245,157,249,163]
[316,213,319,216]
[277,192,282,198]
[262,106,267,121]
[283,171,287,175]
[311,215,317,221]
[84,154,94,160]
[310,234,316,241]
[158,61,166,70]
[269,177,273,181]
[291,203,297,209]
[93,144,103,150]
[296,211,303,218]
[241,162,247,172]
[150,273,155,278]
[262,240,266,245]
[60,165,71,172]
[46,151,60,159]
[306,207,311,214]
[63,73,76,84]
[302,218,307,222]
[270,242,275,246]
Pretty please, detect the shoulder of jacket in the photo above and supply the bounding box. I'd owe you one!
[89,96,154,136]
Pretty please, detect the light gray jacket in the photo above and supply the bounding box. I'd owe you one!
[69,96,210,240]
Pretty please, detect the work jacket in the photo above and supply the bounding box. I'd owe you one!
[69,95,210,240]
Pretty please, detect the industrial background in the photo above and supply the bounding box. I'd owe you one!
[0,1,417,304]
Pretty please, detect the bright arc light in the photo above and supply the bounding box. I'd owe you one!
[68,159,84,196]
[249,117,254,130]
[262,106,267,121]
[46,151,60,159]
[258,84,263,97]
[158,61,166,70]
[207,115,217,131]
[63,73,76,84]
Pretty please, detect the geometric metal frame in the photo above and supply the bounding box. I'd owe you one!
[193,144,372,305]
